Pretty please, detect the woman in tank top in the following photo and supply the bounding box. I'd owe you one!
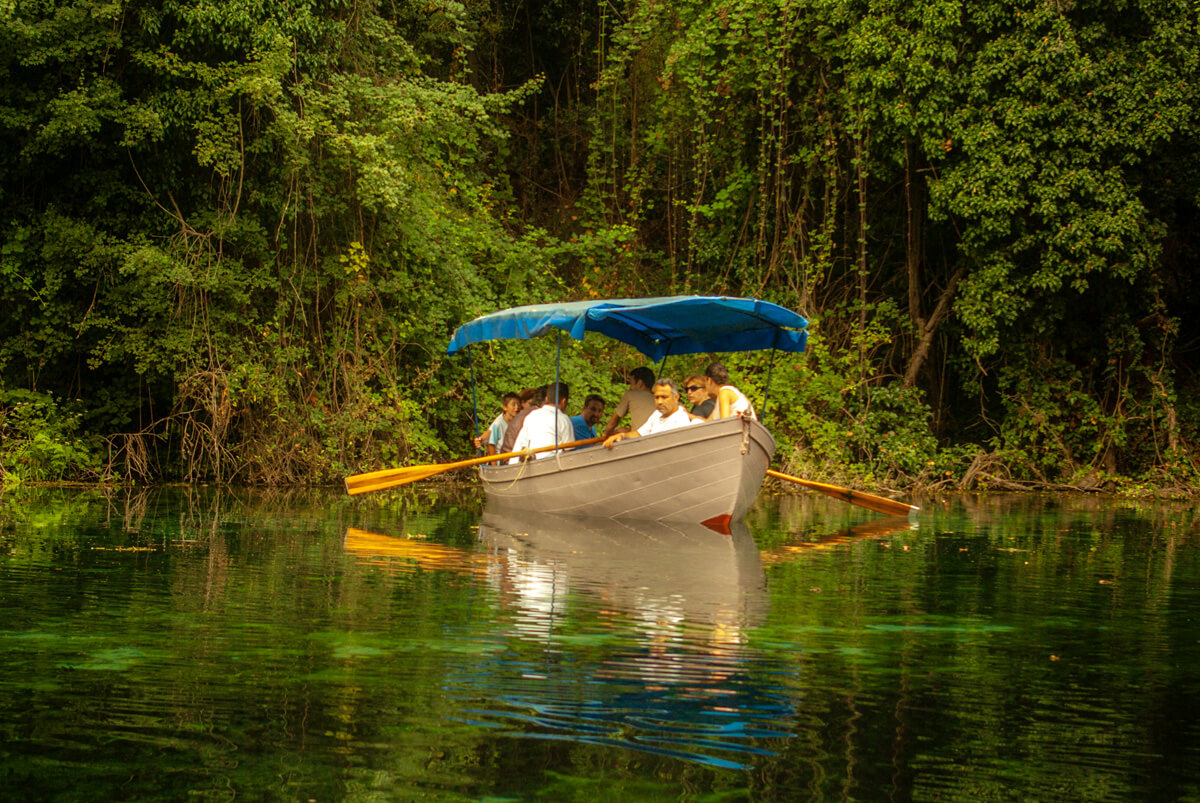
[702,362,757,421]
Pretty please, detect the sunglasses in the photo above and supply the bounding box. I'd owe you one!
[685,385,704,392]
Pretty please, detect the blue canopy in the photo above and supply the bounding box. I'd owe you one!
[446,296,808,362]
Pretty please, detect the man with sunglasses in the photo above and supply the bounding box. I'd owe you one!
[683,374,715,420]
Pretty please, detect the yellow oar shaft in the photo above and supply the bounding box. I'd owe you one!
[766,469,918,517]
[344,436,603,495]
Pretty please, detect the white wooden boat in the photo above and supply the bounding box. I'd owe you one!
[479,416,774,527]
[447,296,809,525]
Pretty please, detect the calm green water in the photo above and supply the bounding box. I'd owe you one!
[1,487,1198,801]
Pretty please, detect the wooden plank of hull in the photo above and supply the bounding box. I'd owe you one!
[478,417,775,522]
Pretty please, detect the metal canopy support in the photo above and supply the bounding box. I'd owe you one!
[468,345,480,455]
[762,347,777,422]
[657,340,673,389]
[554,330,562,450]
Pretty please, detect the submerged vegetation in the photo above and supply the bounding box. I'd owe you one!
[1,0,1198,493]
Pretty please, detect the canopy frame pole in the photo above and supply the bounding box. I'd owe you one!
[761,329,779,421]
[468,345,481,455]
[554,330,562,450]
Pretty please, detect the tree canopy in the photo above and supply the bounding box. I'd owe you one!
[2,0,1199,492]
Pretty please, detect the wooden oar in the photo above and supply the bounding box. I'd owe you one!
[344,436,603,496]
[766,469,919,517]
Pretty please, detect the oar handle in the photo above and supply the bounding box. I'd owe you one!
[442,435,604,472]
[344,435,604,495]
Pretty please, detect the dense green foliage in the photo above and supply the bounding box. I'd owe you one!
[2,0,1199,490]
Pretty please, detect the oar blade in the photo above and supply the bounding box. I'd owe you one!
[837,491,915,518]
[345,465,449,495]
[766,469,918,517]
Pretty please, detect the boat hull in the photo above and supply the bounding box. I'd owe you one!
[478,416,775,523]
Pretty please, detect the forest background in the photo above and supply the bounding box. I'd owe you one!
[1,0,1198,494]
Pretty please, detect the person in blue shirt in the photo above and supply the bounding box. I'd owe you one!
[473,391,520,455]
[570,394,606,443]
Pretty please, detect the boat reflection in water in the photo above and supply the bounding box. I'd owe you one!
[342,510,790,770]
[341,511,917,771]
[466,508,789,770]
[478,507,768,640]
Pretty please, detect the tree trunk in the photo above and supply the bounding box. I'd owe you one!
[855,129,868,335]
[904,269,962,387]
[905,141,923,329]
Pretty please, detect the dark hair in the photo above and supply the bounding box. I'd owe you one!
[705,362,730,385]
[502,392,520,404]
[630,366,655,388]
[545,382,569,404]
[653,378,679,395]
[584,393,605,407]
[518,387,539,403]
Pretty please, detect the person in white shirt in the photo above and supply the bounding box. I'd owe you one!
[509,382,576,462]
[602,378,694,449]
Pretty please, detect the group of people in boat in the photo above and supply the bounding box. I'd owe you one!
[475,361,756,462]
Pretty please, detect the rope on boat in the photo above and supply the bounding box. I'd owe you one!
[479,448,535,491]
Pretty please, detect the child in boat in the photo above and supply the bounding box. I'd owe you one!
[474,391,521,455]
[499,386,546,454]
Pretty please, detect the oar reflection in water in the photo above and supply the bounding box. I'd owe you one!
[757,516,919,566]
[343,527,492,577]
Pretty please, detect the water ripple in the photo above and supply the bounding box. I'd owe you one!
[446,643,799,770]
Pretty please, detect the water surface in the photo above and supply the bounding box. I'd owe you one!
[1,487,1198,800]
